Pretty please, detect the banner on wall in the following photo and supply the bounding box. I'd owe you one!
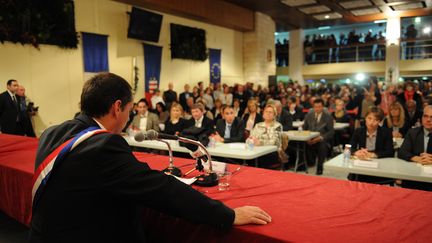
[82,32,109,81]
[143,44,162,104]
[209,48,221,84]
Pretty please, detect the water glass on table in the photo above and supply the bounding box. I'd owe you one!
[217,171,232,191]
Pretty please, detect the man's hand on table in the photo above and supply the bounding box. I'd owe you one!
[233,206,272,225]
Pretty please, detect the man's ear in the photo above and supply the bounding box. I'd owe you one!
[112,100,122,117]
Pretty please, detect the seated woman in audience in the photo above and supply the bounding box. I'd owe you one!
[155,102,169,124]
[248,104,282,168]
[219,85,233,106]
[349,107,394,184]
[211,99,223,121]
[233,98,244,118]
[331,99,350,123]
[164,103,188,135]
[332,99,351,146]
[287,96,304,121]
[382,101,409,138]
[243,99,263,134]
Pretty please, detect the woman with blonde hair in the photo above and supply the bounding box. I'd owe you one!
[382,101,409,138]
[164,103,188,135]
[243,99,263,132]
[248,104,283,169]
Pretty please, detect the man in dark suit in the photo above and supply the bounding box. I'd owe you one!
[303,98,334,175]
[29,73,271,243]
[186,103,215,136]
[398,105,432,191]
[163,82,177,109]
[287,97,304,121]
[406,99,422,128]
[179,84,192,111]
[0,79,24,135]
[213,106,245,143]
[274,100,293,131]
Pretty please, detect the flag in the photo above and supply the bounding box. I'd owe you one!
[209,48,221,84]
[82,32,109,74]
[143,44,162,103]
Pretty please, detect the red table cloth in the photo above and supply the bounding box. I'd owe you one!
[1,134,432,242]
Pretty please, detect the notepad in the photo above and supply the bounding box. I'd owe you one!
[170,175,197,185]
[353,159,378,168]
[203,160,227,173]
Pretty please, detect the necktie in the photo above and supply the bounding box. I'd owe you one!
[12,95,18,107]
[224,124,231,139]
[427,134,432,153]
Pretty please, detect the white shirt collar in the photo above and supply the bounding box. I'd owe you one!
[93,118,107,130]
[196,115,204,124]
[367,129,377,137]
[7,90,15,98]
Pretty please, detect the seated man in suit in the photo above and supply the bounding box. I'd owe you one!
[130,98,159,132]
[30,73,271,242]
[303,98,334,175]
[398,105,432,191]
[212,106,245,143]
[274,100,293,131]
[287,96,304,121]
[406,99,422,128]
[187,103,215,134]
[350,107,395,184]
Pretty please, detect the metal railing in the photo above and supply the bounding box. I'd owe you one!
[400,38,432,60]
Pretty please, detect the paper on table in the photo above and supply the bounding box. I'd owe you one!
[203,160,227,173]
[227,143,246,150]
[353,159,378,168]
[423,166,432,174]
[170,174,197,185]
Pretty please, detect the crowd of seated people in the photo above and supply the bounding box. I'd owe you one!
[125,78,432,190]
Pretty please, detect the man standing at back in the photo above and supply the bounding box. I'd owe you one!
[0,79,23,135]
[30,73,271,243]
[163,82,177,109]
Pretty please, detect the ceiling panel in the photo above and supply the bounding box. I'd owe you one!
[339,0,373,9]
[280,0,317,7]
[392,2,426,11]
[351,7,382,16]
[299,5,331,14]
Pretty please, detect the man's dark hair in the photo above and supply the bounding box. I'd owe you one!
[80,73,132,118]
[137,98,149,107]
[313,98,324,105]
[7,79,17,86]
[365,106,384,121]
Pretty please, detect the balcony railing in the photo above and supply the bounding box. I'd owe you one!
[400,38,432,60]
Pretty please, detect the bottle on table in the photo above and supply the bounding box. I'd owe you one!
[343,144,351,166]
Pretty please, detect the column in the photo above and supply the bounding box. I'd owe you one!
[288,29,304,85]
[385,17,401,83]
[243,12,276,87]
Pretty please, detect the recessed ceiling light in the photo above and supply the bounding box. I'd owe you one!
[325,15,330,19]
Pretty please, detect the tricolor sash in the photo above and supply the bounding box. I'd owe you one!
[31,126,108,206]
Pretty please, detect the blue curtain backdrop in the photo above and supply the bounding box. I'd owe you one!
[82,32,109,72]
[143,44,162,100]
[209,48,221,84]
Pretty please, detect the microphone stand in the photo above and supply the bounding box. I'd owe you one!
[178,137,218,187]
[158,139,182,177]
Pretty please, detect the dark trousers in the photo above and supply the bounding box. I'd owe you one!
[401,180,432,192]
[306,141,328,170]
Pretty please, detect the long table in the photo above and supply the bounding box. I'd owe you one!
[324,154,432,183]
[1,134,432,242]
[285,130,320,173]
[123,136,278,161]
[293,121,349,131]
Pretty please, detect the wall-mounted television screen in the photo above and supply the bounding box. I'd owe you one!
[127,7,162,43]
[170,23,207,61]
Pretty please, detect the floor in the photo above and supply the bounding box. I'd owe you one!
[0,162,347,242]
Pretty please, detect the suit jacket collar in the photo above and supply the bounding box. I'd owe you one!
[75,113,101,129]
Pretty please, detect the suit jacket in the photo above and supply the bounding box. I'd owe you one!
[350,126,394,158]
[242,113,263,130]
[398,126,428,161]
[179,92,192,110]
[276,109,293,131]
[215,118,245,143]
[130,111,160,132]
[30,114,234,243]
[303,110,334,143]
[186,116,215,135]
[286,106,305,121]
[406,109,422,128]
[0,91,19,134]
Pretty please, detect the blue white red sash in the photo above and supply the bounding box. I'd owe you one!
[31,126,108,206]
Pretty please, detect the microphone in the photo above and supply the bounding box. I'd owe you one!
[145,129,218,187]
[135,130,182,177]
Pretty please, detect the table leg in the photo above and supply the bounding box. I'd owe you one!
[303,142,308,174]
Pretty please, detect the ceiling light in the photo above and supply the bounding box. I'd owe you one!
[374,20,387,24]
[325,15,330,19]
[423,27,431,34]
[415,17,421,23]
[318,26,331,30]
